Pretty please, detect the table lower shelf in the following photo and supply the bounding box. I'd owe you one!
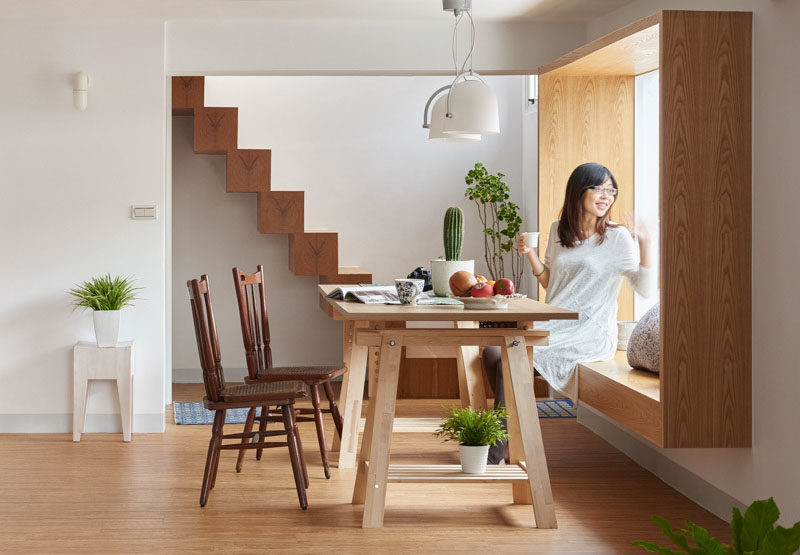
[384,463,530,483]
[357,417,440,433]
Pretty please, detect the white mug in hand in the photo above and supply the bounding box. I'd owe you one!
[522,232,539,249]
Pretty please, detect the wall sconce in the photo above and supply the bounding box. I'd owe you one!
[72,72,89,111]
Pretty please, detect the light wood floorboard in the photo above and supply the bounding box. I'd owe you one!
[0,383,729,553]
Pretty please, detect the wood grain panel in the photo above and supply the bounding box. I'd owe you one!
[578,360,663,446]
[171,76,204,115]
[538,14,661,76]
[226,149,271,192]
[537,73,635,320]
[660,10,752,448]
[288,231,338,276]
[258,191,304,234]
[193,107,238,154]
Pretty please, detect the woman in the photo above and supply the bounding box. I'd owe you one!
[482,162,655,464]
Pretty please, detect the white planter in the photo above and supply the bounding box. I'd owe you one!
[93,310,121,347]
[430,259,475,297]
[459,444,490,474]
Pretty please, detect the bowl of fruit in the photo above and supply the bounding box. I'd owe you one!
[448,271,521,309]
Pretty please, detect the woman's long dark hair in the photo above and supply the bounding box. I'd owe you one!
[557,162,618,248]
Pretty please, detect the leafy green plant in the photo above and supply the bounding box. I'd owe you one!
[634,497,800,554]
[434,405,508,447]
[68,274,141,311]
[464,162,523,286]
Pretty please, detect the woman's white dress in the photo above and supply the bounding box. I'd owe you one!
[533,221,655,401]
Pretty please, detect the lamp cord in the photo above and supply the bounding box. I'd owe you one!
[451,9,476,77]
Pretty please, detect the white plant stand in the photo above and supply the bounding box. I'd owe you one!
[73,341,134,442]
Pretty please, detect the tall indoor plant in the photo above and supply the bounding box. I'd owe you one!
[464,162,523,289]
[431,206,475,296]
[69,274,140,347]
[435,405,508,474]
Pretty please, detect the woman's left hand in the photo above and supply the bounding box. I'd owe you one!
[634,219,651,248]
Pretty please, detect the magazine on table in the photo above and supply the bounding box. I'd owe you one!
[326,285,460,305]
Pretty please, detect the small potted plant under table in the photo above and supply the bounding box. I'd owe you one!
[435,405,508,474]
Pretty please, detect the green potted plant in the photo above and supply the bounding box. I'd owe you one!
[464,162,524,289]
[435,405,508,474]
[431,206,475,296]
[634,497,800,554]
[69,274,140,347]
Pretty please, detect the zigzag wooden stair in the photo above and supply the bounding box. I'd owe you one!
[172,76,372,285]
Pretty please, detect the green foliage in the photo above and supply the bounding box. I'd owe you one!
[443,206,464,261]
[464,162,523,286]
[434,405,508,447]
[68,274,141,311]
[633,498,800,555]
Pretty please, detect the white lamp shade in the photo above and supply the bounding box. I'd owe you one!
[428,95,481,142]
[442,79,500,135]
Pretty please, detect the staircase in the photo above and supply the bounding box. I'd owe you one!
[172,76,372,285]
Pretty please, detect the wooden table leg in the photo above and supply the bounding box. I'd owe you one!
[501,334,557,528]
[361,334,403,528]
[455,321,488,410]
[351,345,382,504]
[334,320,369,469]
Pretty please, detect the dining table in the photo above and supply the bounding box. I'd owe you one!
[318,284,578,528]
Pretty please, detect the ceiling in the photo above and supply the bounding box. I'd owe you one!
[3,0,636,22]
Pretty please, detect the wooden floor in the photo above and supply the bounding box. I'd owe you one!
[0,383,730,553]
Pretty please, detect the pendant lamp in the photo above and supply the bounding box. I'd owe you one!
[422,0,499,141]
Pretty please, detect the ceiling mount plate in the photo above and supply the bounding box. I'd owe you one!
[442,0,471,15]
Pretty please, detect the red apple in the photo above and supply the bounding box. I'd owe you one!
[470,282,494,297]
[449,271,478,297]
[493,278,515,296]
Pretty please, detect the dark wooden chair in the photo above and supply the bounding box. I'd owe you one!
[187,275,309,509]
[233,265,346,479]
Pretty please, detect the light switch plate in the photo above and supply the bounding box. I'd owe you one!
[131,204,157,220]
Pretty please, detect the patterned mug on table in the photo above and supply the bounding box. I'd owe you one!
[394,279,425,305]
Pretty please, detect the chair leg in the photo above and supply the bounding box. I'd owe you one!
[236,407,256,473]
[255,405,269,460]
[209,410,225,490]
[282,404,308,511]
[323,380,343,439]
[310,385,331,479]
[200,410,224,507]
[293,407,309,489]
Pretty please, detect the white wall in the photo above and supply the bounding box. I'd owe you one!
[0,20,166,432]
[172,75,525,374]
[166,19,586,75]
[583,0,800,524]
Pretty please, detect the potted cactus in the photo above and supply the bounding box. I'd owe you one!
[431,206,475,296]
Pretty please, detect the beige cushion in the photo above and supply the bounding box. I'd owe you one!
[627,303,660,374]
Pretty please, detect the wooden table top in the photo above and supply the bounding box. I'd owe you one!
[318,284,579,322]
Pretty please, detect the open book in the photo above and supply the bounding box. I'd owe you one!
[326,284,459,305]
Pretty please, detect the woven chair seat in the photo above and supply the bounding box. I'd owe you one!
[222,380,307,402]
[255,365,346,382]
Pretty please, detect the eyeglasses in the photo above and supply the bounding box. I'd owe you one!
[586,186,618,198]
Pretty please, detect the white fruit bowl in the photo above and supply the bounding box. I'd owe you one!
[451,294,523,310]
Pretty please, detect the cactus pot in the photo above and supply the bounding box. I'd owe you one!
[431,259,475,297]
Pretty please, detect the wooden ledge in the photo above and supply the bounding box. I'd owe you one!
[578,352,663,446]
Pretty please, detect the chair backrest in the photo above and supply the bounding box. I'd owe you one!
[187,275,226,402]
[232,265,273,381]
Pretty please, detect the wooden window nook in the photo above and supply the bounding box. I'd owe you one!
[537,10,752,448]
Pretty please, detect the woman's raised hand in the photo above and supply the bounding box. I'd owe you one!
[516,235,532,254]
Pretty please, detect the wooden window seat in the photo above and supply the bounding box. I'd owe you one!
[578,352,662,446]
